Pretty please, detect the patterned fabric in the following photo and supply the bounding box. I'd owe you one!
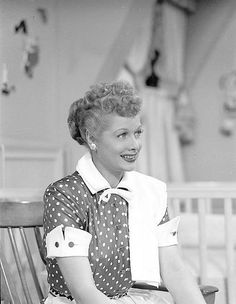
[158,208,170,225]
[43,172,133,299]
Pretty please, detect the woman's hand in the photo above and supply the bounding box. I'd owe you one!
[159,245,206,304]
[57,256,112,304]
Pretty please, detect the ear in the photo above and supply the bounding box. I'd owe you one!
[85,130,97,151]
[85,129,92,145]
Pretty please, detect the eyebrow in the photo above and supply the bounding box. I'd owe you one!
[115,124,143,133]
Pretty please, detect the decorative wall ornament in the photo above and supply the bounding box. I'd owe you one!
[37,8,48,24]
[219,70,236,136]
[1,64,15,96]
[22,37,40,78]
[14,20,28,35]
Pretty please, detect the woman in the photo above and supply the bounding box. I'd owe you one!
[43,81,206,304]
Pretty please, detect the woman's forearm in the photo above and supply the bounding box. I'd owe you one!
[160,246,206,304]
[162,261,205,304]
[57,257,113,304]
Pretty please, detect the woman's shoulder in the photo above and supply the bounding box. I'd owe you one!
[44,171,85,194]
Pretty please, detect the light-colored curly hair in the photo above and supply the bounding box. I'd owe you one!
[67,80,142,146]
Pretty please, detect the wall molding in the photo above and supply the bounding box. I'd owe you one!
[0,143,64,190]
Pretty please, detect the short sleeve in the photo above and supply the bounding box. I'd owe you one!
[43,179,90,258]
[156,216,180,247]
[46,225,92,258]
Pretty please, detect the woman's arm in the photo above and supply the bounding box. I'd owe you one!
[57,256,112,304]
[159,245,206,304]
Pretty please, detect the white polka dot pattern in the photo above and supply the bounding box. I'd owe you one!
[43,172,134,299]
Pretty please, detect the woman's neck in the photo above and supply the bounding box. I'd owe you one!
[91,155,123,188]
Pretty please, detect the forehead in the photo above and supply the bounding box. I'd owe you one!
[103,114,141,132]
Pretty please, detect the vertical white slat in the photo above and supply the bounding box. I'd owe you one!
[198,198,208,284]
[185,198,192,213]
[206,197,212,213]
[169,198,181,217]
[224,198,235,304]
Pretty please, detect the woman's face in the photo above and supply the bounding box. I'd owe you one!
[92,113,143,186]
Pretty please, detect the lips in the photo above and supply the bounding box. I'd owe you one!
[120,153,138,162]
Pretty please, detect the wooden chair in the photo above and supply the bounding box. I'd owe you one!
[0,200,46,304]
[0,200,218,304]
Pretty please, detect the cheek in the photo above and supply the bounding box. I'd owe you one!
[138,139,142,149]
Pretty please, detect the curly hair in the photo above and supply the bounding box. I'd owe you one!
[67,80,142,146]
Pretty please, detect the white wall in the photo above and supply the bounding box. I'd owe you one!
[183,0,236,181]
[0,0,142,188]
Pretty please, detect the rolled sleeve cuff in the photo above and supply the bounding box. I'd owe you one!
[156,216,180,247]
[46,224,92,258]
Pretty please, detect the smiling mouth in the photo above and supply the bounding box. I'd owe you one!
[120,154,138,162]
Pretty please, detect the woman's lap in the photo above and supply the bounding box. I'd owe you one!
[44,288,174,304]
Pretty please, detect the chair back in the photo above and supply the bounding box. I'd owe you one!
[0,200,46,304]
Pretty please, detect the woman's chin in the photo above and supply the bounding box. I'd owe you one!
[122,160,137,171]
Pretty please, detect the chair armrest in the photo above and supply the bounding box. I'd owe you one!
[199,285,219,304]
[132,282,218,304]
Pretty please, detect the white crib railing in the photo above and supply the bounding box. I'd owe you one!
[167,182,236,304]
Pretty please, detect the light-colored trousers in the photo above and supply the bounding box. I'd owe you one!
[44,288,174,304]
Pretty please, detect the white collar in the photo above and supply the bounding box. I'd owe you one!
[76,153,132,194]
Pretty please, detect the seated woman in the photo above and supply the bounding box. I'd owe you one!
[42,81,206,304]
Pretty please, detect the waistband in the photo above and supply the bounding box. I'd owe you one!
[50,288,127,301]
[108,291,128,299]
[50,289,74,301]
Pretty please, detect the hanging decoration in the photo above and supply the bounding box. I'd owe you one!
[36,8,48,24]
[145,49,160,88]
[219,70,236,136]
[15,19,28,35]
[22,36,40,78]
[1,63,15,96]
[13,6,47,80]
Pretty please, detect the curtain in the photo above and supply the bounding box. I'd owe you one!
[118,1,191,182]
[166,0,196,13]
[137,88,184,182]
[160,2,195,146]
[120,0,156,90]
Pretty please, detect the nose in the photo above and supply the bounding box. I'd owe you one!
[129,135,141,151]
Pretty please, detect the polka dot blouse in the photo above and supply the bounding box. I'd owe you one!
[44,171,136,298]
[43,154,174,301]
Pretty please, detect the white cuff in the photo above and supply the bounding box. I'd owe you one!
[46,224,92,258]
[156,216,180,247]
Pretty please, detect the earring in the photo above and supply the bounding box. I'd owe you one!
[90,143,97,151]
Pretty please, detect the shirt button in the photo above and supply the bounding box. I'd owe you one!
[118,246,125,253]
[55,242,59,247]
[115,224,122,230]
[68,241,74,247]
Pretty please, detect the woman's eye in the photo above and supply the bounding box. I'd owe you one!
[117,132,128,139]
[135,129,143,138]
